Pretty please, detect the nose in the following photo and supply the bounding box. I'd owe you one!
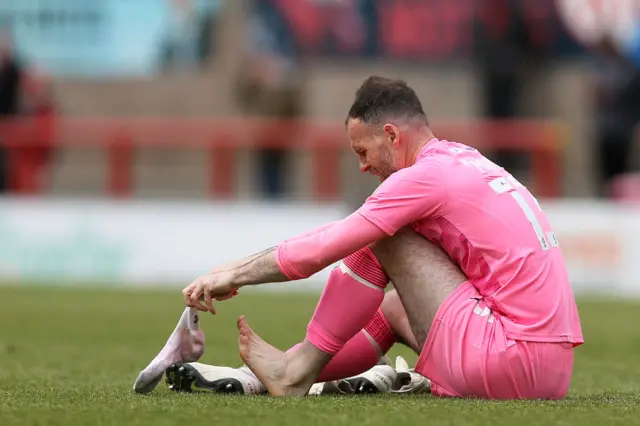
[359,159,370,173]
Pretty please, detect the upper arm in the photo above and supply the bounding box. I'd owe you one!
[355,161,447,235]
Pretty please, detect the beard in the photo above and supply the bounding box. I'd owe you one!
[376,148,398,180]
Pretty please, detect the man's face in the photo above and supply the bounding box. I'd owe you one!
[346,118,403,181]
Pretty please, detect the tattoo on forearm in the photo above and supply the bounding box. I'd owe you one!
[218,247,288,286]
[248,247,287,283]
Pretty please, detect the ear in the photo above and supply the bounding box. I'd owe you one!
[383,123,400,147]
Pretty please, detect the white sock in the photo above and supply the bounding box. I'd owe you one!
[133,308,205,393]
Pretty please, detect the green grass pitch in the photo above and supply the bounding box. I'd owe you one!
[0,285,639,426]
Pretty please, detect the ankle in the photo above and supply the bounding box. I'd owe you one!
[283,342,332,386]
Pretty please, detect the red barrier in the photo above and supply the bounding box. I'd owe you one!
[0,117,565,199]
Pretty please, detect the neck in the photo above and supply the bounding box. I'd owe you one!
[405,129,435,166]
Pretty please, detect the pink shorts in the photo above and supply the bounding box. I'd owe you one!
[414,281,574,400]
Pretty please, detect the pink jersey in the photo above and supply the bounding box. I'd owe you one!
[355,139,583,345]
[277,138,583,345]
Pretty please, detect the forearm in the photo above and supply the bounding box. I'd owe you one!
[225,247,290,288]
[220,213,385,288]
[210,223,339,289]
[277,213,387,280]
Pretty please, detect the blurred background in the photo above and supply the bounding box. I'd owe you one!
[0,0,639,295]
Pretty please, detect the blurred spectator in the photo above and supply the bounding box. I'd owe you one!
[474,0,543,178]
[13,69,57,194]
[234,0,307,199]
[162,0,217,72]
[0,31,24,193]
[591,38,640,197]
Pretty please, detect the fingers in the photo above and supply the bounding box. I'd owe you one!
[203,289,216,315]
[183,279,207,312]
[182,282,196,307]
[182,274,237,315]
[190,282,208,313]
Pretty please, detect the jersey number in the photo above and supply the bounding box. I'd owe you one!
[488,177,559,251]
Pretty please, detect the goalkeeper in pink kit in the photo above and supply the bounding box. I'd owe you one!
[181,76,584,399]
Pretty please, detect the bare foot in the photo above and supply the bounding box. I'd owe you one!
[237,316,311,396]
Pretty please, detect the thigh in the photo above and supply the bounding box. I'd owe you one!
[371,228,467,348]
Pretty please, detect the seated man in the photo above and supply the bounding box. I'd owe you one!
[179,76,583,399]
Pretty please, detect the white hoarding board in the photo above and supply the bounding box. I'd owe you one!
[0,199,346,290]
[0,198,638,296]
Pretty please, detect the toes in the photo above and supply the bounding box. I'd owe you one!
[237,315,246,330]
[237,316,253,336]
[238,334,249,360]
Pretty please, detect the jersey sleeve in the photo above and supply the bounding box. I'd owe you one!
[355,159,447,235]
[276,212,388,280]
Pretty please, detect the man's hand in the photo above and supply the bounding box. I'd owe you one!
[182,247,288,314]
[182,271,239,315]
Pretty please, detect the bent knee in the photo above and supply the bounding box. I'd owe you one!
[370,227,424,253]
[371,228,451,262]
[370,228,466,285]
